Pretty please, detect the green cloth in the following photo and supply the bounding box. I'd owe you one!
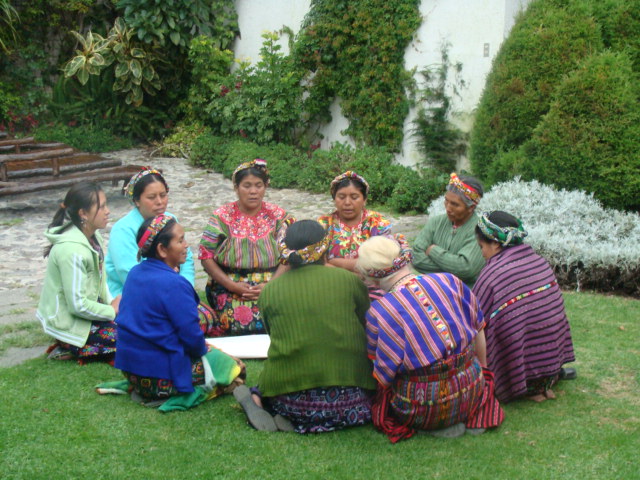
[258,265,376,397]
[411,213,485,287]
[95,348,241,412]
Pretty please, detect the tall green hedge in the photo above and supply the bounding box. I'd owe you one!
[470,0,602,181]
[518,52,640,210]
[470,0,640,211]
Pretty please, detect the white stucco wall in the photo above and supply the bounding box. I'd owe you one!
[232,0,531,167]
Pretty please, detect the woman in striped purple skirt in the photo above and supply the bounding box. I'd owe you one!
[356,236,504,443]
[473,211,576,403]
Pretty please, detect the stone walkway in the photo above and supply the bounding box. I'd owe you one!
[0,148,428,366]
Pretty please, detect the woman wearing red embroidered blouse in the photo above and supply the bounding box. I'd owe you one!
[317,171,393,273]
[199,159,294,336]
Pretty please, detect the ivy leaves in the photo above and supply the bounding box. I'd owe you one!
[294,0,422,152]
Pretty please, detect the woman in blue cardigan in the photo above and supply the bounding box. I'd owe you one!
[115,215,243,402]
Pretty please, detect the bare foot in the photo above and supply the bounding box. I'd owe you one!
[252,393,263,408]
[528,393,546,403]
[544,389,556,400]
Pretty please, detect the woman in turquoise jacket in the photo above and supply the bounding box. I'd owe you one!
[37,182,119,362]
[105,167,195,297]
[105,168,213,335]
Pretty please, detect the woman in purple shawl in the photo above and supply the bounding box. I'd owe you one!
[473,211,575,403]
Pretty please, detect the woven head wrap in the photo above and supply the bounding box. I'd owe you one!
[330,171,370,198]
[361,234,413,279]
[231,158,269,185]
[279,231,330,266]
[478,212,528,247]
[125,167,167,205]
[448,173,481,206]
[137,214,173,260]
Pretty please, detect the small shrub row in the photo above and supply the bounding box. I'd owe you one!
[189,133,445,213]
[32,123,134,153]
[427,177,640,295]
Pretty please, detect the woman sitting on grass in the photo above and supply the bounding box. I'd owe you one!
[234,220,375,433]
[38,182,119,363]
[114,215,243,407]
[199,159,294,336]
[356,236,504,443]
[412,173,485,287]
[317,171,393,273]
[105,167,215,336]
[473,211,576,403]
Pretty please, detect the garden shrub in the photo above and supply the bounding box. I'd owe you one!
[189,136,438,213]
[593,0,640,70]
[32,123,133,152]
[207,32,304,145]
[50,74,171,140]
[470,0,603,181]
[517,51,640,210]
[183,36,234,121]
[158,122,210,158]
[389,168,448,213]
[427,178,640,295]
[189,133,232,171]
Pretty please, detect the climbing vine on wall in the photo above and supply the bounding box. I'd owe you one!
[294,0,421,152]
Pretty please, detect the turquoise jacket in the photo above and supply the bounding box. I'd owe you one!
[105,208,195,297]
[37,223,115,347]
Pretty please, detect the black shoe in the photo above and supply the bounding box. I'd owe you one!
[559,367,577,380]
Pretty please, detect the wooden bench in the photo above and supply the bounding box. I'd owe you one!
[0,135,142,196]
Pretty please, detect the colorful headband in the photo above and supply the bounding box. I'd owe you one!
[137,214,173,260]
[330,171,370,197]
[478,212,528,247]
[279,234,330,265]
[231,159,269,184]
[448,173,481,205]
[125,167,167,204]
[363,234,413,279]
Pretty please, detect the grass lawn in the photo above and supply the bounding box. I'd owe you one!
[1,292,638,479]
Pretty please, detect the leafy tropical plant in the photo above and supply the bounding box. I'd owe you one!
[0,0,19,53]
[63,18,161,106]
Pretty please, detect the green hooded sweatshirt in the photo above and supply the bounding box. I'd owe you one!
[36,223,115,347]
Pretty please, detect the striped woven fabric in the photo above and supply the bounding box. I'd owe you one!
[198,201,293,270]
[366,273,485,387]
[473,244,575,402]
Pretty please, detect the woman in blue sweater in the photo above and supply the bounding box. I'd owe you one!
[115,215,242,402]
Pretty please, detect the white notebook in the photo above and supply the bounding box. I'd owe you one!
[206,334,270,359]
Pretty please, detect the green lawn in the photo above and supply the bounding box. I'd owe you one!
[1,292,638,479]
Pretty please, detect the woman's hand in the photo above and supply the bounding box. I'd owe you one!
[111,295,122,315]
[232,282,263,300]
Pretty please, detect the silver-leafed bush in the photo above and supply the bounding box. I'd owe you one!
[427,177,640,294]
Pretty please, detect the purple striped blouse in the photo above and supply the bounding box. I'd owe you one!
[366,273,484,387]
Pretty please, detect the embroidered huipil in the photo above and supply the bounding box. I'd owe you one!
[317,209,391,260]
[199,201,292,270]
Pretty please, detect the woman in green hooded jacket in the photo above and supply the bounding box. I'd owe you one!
[37,182,120,363]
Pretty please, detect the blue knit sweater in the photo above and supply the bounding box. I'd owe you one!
[115,258,207,392]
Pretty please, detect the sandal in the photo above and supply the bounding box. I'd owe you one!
[47,346,74,361]
[274,414,295,432]
[233,385,278,432]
